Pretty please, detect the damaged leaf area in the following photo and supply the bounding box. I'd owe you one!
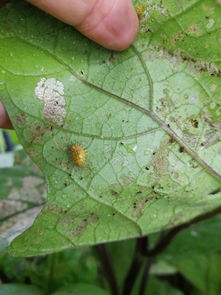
[0,150,46,251]
[0,0,220,256]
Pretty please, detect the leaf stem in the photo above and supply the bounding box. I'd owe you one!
[96,244,119,295]
[122,237,148,295]
[138,257,153,295]
[47,253,56,294]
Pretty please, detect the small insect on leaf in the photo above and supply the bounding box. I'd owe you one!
[70,145,86,166]
[136,5,145,19]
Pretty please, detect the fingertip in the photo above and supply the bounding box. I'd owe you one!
[102,0,139,51]
[77,0,139,51]
[27,0,139,51]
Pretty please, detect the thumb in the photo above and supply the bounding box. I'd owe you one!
[27,0,139,51]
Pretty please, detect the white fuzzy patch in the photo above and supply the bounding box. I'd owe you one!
[206,18,215,29]
[35,78,66,126]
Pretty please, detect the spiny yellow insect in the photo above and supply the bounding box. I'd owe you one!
[70,145,86,166]
[136,5,145,19]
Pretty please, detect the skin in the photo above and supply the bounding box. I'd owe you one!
[0,0,138,129]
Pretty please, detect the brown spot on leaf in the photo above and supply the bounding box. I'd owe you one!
[151,139,170,180]
[69,215,99,237]
[179,146,185,153]
[29,124,52,143]
[169,137,175,144]
[109,52,115,63]
[201,115,221,148]
[132,195,154,218]
[15,112,26,125]
[191,119,199,128]
[170,31,186,45]
[187,24,202,36]
[43,204,65,215]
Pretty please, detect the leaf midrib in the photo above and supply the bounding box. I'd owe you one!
[3,30,221,181]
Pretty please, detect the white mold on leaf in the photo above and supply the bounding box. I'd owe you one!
[35,78,66,126]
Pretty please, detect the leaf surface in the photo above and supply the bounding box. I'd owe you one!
[0,284,42,295]
[0,149,46,252]
[170,253,221,295]
[51,284,109,295]
[0,0,220,256]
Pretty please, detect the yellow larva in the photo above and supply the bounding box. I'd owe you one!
[136,5,145,19]
[70,145,86,166]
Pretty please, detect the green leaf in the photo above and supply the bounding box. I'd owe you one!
[150,260,177,275]
[170,253,221,295]
[108,240,136,289]
[0,149,46,252]
[0,284,42,295]
[0,0,220,256]
[44,249,99,290]
[0,249,98,292]
[161,215,221,257]
[146,277,184,295]
[51,284,109,295]
[157,215,221,294]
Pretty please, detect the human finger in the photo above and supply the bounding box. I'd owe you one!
[27,0,139,51]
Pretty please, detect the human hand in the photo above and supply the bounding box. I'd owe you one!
[0,0,138,129]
